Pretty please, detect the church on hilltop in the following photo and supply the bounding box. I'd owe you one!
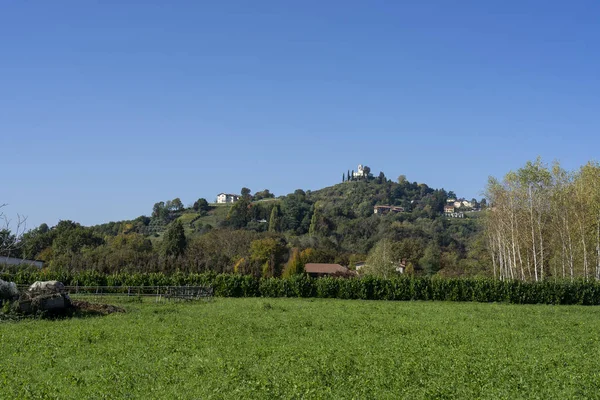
[344,164,374,182]
[353,164,368,179]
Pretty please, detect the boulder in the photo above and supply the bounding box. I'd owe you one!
[28,280,66,295]
[19,281,70,313]
[0,279,19,301]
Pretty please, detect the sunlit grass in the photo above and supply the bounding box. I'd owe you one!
[1,298,599,399]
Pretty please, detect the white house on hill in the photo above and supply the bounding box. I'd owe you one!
[217,193,240,204]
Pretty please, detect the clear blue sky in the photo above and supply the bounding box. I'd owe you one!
[2,1,599,230]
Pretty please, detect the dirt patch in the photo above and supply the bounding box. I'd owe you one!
[71,300,126,316]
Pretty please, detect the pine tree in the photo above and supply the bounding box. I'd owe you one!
[309,209,318,236]
[282,248,304,277]
[268,205,280,232]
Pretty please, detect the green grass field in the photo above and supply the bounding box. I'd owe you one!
[1,298,599,399]
[177,205,231,237]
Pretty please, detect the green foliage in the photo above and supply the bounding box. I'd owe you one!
[268,205,280,232]
[193,198,209,212]
[253,189,275,201]
[4,271,600,305]
[226,197,252,229]
[161,220,187,257]
[363,239,402,278]
[281,248,304,278]
[250,238,286,277]
[15,170,485,277]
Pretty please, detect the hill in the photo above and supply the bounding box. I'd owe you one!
[8,173,487,278]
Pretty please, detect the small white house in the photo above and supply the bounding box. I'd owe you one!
[216,193,240,204]
[354,261,367,271]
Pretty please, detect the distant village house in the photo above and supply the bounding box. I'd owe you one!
[304,263,356,278]
[216,193,240,204]
[355,260,406,274]
[374,205,405,215]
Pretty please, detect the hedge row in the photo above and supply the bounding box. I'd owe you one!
[3,270,600,305]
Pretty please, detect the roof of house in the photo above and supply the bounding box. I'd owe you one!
[0,256,44,268]
[217,193,240,197]
[304,263,350,274]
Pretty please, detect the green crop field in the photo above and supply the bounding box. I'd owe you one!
[1,298,599,399]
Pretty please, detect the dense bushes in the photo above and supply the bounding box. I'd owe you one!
[3,270,600,305]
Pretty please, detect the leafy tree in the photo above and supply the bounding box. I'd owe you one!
[169,198,184,212]
[19,224,55,260]
[280,191,312,234]
[241,187,252,198]
[52,220,104,256]
[281,248,304,277]
[363,165,371,179]
[226,197,252,229]
[447,191,456,199]
[152,202,169,221]
[193,198,209,212]
[254,189,275,201]
[250,237,286,277]
[308,204,331,237]
[362,239,400,278]
[161,220,187,257]
[420,243,441,275]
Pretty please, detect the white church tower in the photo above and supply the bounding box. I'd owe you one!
[353,164,365,178]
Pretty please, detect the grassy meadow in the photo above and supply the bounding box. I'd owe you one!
[1,298,599,399]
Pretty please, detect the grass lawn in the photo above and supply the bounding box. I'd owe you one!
[177,206,231,237]
[1,298,599,399]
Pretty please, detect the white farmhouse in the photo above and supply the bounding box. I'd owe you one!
[217,193,240,204]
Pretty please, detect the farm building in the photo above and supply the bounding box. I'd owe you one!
[0,256,43,268]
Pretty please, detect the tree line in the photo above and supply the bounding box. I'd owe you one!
[485,158,600,281]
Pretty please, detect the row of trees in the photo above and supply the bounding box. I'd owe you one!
[485,158,600,281]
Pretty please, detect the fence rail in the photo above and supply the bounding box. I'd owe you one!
[16,285,214,302]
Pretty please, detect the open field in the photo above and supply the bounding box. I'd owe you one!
[1,298,600,399]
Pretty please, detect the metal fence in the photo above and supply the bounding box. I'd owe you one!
[16,285,214,302]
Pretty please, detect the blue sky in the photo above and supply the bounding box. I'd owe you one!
[2,1,599,229]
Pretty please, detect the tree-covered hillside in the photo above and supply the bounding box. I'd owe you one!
[3,171,488,278]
